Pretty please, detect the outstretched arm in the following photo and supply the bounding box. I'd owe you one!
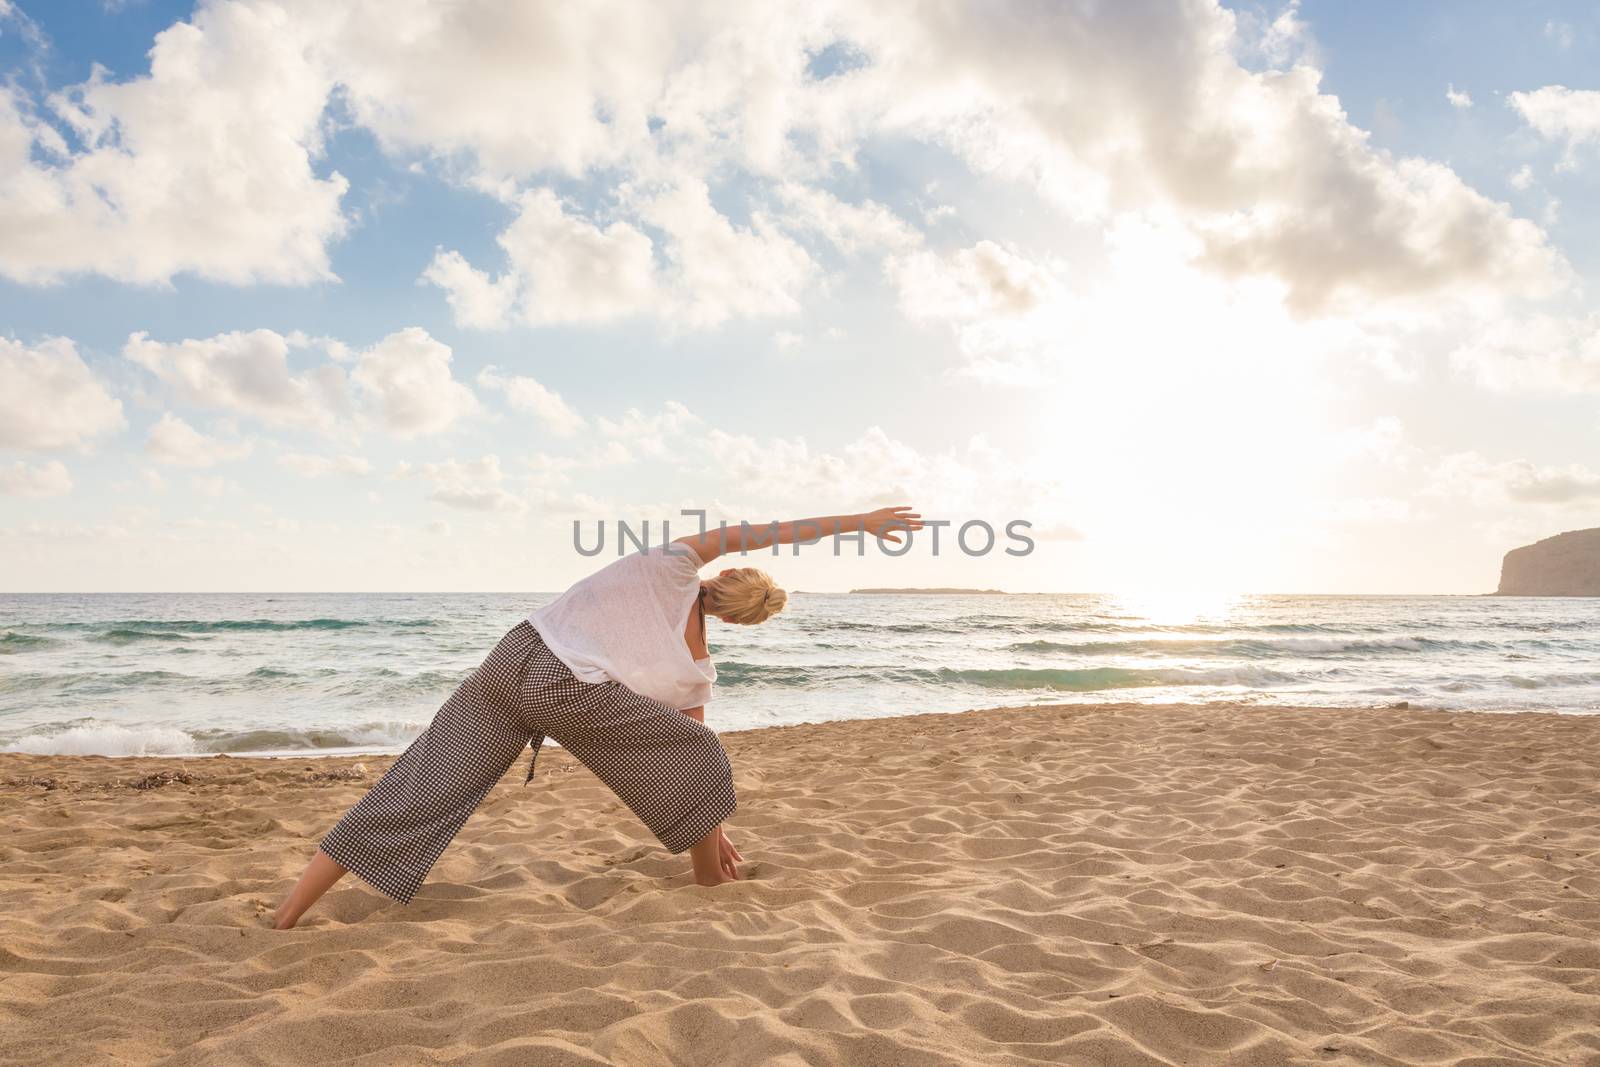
[674,506,924,564]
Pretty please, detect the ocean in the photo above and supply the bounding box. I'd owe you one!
[1,591,1596,756]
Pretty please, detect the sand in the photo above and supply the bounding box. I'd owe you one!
[2,702,1598,1066]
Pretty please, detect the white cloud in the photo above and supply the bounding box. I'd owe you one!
[1544,20,1574,50]
[125,326,477,438]
[1255,0,1316,68]
[842,1,1569,315]
[775,182,920,256]
[597,401,703,459]
[349,327,479,437]
[893,240,1061,324]
[124,329,348,431]
[189,474,244,499]
[1432,452,1600,506]
[1509,164,1535,190]
[316,1,848,186]
[583,440,634,466]
[0,336,125,450]
[427,179,814,330]
[1449,312,1600,392]
[416,251,519,330]
[312,4,675,182]
[381,0,1569,330]
[638,177,813,328]
[1331,416,1422,469]
[524,454,583,483]
[694,423,1076,536]
[277,452,372,477]
[424,189,657,329]
[0,2,348,286]
[0,459,72,497]
[500,189,660,322]
[400,455,527,513]
[5,0,1562,337]
[889,240,1068,379]
[144,413,252,467]
[1509,86,1600,168]
[1446,84,1472,109]
[0,2,48,84]
[6,1,1599,598]
[425,486,526,512]
[476,366,585,436]
[7,0,837,303]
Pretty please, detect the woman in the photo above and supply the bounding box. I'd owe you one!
[272,505,923,928]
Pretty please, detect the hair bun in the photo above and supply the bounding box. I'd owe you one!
[708,567,786,625]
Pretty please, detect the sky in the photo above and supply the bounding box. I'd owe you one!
[1,0,1597,595]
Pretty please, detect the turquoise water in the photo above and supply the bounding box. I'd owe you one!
[1,592,1596,755]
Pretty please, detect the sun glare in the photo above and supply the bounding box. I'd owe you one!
[1107,589,1242,628]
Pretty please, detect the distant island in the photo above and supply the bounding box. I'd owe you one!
[1497,528,1600,596]
[849,587,1007,594]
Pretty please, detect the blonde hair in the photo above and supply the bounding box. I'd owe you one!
[703,567,787,625]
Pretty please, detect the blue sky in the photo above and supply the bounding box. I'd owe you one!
[1,0,1597,593]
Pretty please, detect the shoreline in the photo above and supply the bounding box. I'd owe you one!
[4,697,1596,763]
[4,700,1597,1064]
[5,699,1596,776]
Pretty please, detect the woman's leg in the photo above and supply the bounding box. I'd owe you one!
[534,674,738,879]
[273,850,348,929]
[272,625,539,926]
[310,690,532,910]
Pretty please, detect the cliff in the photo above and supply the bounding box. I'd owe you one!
[1496,528,1600,596]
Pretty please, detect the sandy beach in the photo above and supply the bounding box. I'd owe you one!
[3,702,1598,1066]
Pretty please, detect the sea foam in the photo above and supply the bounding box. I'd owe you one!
[1,723,200,756]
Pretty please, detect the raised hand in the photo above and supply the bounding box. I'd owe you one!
[861,505,925,545]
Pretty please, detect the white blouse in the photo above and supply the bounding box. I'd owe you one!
[528,541,715,710]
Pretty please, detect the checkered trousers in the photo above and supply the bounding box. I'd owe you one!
[318,621,736,905]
